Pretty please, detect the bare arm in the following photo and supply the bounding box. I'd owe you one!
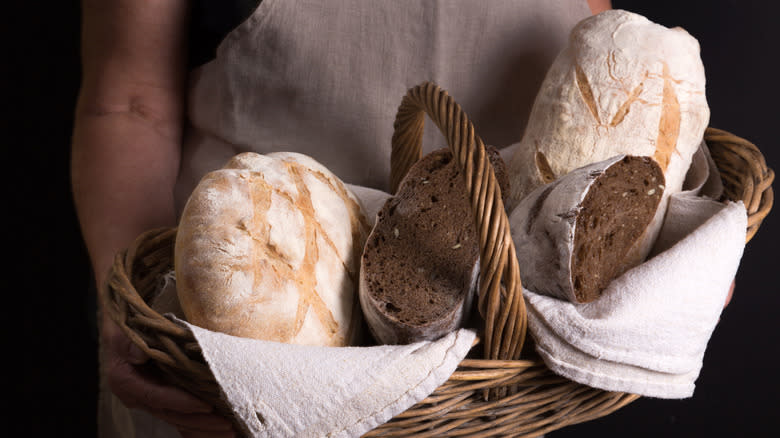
[587,0,612,14]
[72,1,235,435]
[72,0,187,285]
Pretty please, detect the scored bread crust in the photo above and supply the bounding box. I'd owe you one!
[509,155,665,303]
[174,152,370,346]
[359,147,508,344]
[506,10,709,263]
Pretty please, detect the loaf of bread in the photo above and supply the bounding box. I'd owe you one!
[175,152,370,346]
[359,147,509,344]
[506,10,709,262]
[509,155,664,303]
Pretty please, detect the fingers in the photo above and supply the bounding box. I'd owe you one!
[107,358,214,414]
[151,409,236,434]
[105,348,236,435]
[99,294,237,436]
[724,279,735,308]
[178,427,237,438]
[101,312,214,414]
[101,312,149,365]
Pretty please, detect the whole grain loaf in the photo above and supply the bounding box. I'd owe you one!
[359,147,508,344]
[509,155,665,303]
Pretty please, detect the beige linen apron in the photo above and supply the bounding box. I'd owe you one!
[100,1,591,436]
[174,0,591,213]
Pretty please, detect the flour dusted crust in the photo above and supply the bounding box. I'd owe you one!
[509,155,664,303]
[506,10,709,261]
[174,152,370,346]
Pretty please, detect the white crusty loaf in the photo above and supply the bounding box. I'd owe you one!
[510,155,664,303]
[506,10,709,260]
[174,152,371,346]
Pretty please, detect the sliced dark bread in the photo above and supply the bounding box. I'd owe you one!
[359,147,508,344]
[509,155,665,303]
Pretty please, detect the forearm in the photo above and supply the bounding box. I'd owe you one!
[71,106,181,286]
[72,0,189,287]
[587,0,612,14]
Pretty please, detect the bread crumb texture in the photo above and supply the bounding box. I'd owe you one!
[510,155,664,303]
[359,148,509,344]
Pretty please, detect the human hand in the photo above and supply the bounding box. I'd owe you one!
[724,279,735,308]
[100,311,237,437]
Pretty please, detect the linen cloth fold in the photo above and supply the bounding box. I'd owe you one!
[519,142,747,398]
[175,320,475,438]
[153,184,476,438]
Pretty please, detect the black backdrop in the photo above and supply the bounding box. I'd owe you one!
[6,1,777,436]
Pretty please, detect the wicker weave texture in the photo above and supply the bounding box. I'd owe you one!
[391,82,527,364]
[102,82,773,437]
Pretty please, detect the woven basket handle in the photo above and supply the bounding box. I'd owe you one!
[390,82,526,361]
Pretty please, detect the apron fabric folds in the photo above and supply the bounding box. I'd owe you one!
[174,0,590,214]
[101,1,591,436]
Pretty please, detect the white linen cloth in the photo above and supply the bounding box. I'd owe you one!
[516,142,747,398]
[150,184,478,438]
[179,321,475,438]
[176,184,477,438]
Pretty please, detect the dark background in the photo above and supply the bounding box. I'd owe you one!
[6,1,777,436]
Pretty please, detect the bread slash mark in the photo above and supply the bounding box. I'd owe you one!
[535,149,556,184]
[653,63,680,171]
[610,81,644,127]
[575,63,601,125]
[526,183,556,234]
[287,164,341,340]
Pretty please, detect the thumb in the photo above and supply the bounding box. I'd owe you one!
[101,309,149,364]
[724,279,735,308]
[125,339,149,365]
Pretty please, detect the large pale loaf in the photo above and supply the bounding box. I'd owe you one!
[506,10,709,261]
[175,152,370,346]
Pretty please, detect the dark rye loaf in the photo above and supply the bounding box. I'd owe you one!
[359,147,509,344]
[509,155,665,303]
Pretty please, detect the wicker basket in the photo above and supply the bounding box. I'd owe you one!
[103,82,774,437]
